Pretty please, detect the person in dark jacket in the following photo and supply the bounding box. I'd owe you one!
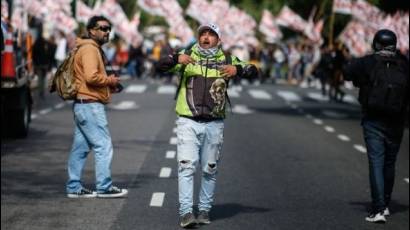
[32,35,56,98]
[343,29,409,224]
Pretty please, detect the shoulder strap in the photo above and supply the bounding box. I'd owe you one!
[174,49,193,100]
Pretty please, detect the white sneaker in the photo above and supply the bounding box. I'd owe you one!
[365,211,386,223]
[383,208,390,216]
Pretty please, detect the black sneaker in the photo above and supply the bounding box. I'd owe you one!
[97,186,128,198]
[67,188,97,198]
[180,212,196,228]
[196,211,211,225]
[365,211,386,223]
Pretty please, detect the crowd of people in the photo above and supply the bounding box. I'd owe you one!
[28,20,408,105]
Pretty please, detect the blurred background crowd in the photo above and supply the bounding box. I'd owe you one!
[1,0,408,102]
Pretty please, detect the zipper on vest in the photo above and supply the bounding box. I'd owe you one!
[202,58,209,116]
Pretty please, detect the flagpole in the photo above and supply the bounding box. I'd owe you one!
[328,0,335,48]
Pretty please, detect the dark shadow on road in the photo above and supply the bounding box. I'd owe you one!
[211,203,271,221]
[349,201,409,214]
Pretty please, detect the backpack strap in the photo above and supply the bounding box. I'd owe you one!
[174,49,193,100]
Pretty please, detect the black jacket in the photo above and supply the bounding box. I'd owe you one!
[343,52,409,123]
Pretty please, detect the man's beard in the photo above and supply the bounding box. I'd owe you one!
[96,36,109,45]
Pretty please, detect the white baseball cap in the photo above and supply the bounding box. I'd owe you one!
[197,23,221,38]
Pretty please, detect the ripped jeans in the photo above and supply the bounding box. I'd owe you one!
[176,117,224,216]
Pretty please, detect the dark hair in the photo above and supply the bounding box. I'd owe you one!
[86,15,111,32]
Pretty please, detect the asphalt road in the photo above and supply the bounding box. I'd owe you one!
[2,78,409,230]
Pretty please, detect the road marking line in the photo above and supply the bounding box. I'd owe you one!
[324,126,335,133]
[248,89,272,100]
[166,150,176,159]
[404,178,409,184]
[173,127,177,133]
[277,90,302,102]
[150,193,165,207]
[109,101,139,110]
[354,144,367,153]
[31,113,38,120]
[232,104,254,114]
[157,85,176,94]
[39,108,52,115]
[125,84,147,93]
[338,134,351,142]
[54,102,65,109]
[227,88,240,98]
[170,137,178,145]
[159,167,172,178]
[307,92,328,102]
[344,95,359,105]
[313,119,323,125]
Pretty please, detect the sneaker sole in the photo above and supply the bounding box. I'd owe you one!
[180,222,196,228]
[67,193,97,198]
[197,219,211,225]
[365,217,386,223]
[97,191,128,198]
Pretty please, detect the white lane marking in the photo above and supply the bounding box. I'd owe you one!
[354,144,367,153]
[324,126,335,133]
[166,150,176,159]
[157,85,176,94]
[109,101,139,110]
[248,89,272,100]
[232,104,254,114]
[54,102,65,110]
[125,84,147,93]
[344,95,360,105]
[404,178,409,184]
[277,90,302,102]
[173,127,177,133]
[231,85,243,92]
[307,92,329,102]
[39,108,52,115]
[159,167,172,178]
[150,193,165,207]
[338,134,351,142]
[31,113,38,120]
[322,110,348,119]
[313,119,323,125]
[170,137,178,145]
[227,88,240,98]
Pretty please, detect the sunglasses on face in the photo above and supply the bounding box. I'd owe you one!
[95,26,111,32]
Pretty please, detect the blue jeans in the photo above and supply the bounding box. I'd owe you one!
[66,102,113,193]
[362,118,404,212]
[176,117,224,216]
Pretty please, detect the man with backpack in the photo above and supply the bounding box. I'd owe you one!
[66,16,127,198]
[343,29,409,224]
[158,23,257,228]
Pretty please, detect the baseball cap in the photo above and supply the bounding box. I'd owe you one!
[197,23,221,38]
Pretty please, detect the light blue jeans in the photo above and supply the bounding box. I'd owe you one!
[66,102,113,193]
[176,117,224,216]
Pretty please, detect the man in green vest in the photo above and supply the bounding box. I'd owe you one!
[158,23,257,228]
